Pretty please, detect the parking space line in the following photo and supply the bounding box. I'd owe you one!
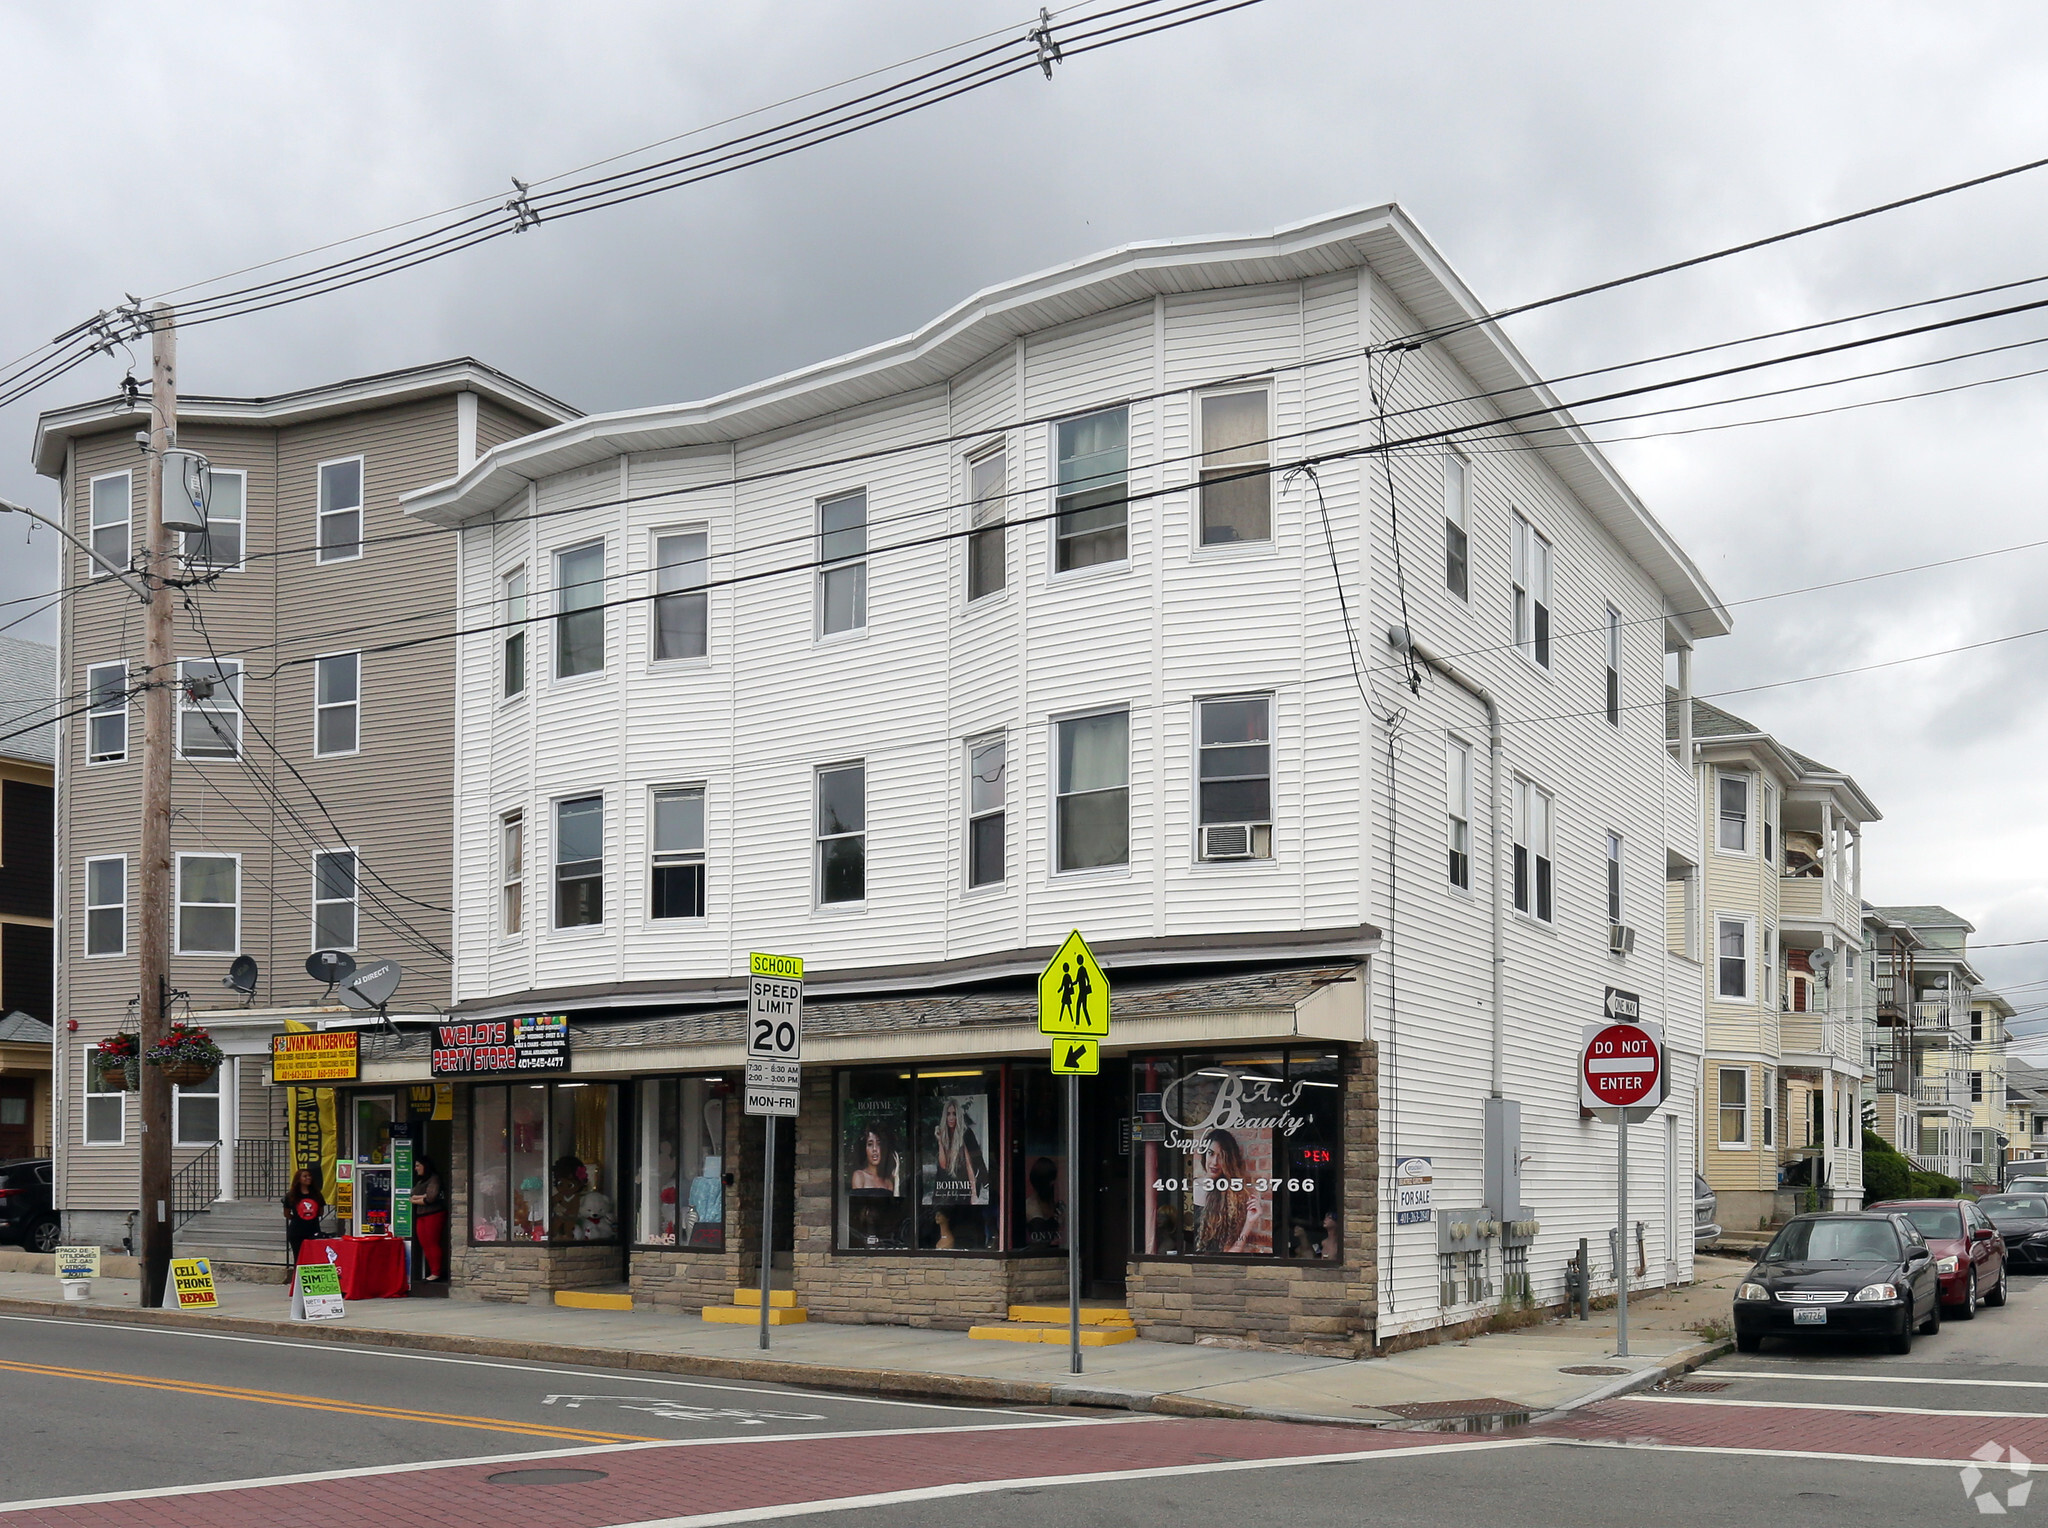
[1711,1368,2048,1390]
[1628,1394,2048,1420]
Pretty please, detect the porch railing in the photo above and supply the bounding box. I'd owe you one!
[172,1145,220,1230]
[234,1137,291,1201]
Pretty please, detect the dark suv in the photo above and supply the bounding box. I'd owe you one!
[0,1158,56,1253]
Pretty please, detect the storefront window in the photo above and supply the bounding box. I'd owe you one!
[468,1081,619,1244]
[839,1071,912,1250]
[1011,1066,1066,1250]
[1132,1049,1343,1261]
[917,1070,997,1249]
[837,1067,1005,1252]
[634,1077,729,1248]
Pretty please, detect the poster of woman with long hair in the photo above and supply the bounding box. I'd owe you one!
[1192,1127,1273,1255]
[920,1091,990,1248]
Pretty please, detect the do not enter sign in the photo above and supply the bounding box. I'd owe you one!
[1580,1021,1663,1111]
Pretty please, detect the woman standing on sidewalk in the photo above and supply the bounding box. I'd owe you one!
[410,1156,448,1281]
[282,1168,325,1262]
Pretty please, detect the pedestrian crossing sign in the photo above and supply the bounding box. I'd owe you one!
[1038,929,1110,1037]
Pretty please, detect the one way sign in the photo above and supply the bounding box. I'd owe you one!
[1051,1038,1100,1075]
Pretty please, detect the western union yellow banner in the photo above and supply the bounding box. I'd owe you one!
[285,1020,340,1204]
[271,1030,359,1083]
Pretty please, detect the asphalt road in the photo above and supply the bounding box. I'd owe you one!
[5,1269,2047,1526]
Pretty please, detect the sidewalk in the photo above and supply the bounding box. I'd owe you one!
[0,1256,1746,1427]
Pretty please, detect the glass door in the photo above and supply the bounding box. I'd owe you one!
[353,1094,395,1234]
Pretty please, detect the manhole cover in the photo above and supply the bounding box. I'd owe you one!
[1662,1380,1729,1393]
[487,1469,610,1486]
[1558,1365,1628,1375]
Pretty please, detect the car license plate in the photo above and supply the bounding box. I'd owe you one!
[1793,1306,1827,1325]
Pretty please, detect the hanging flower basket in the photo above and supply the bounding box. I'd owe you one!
[143,1021,225,1088]
[96,1033,139,1091]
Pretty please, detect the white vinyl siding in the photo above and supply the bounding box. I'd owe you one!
[312,849,358,950]
[314,652,360,757]
[181,467,245,568]
[817,492,867,637]
[176,658,242,760]
[316,456,364,562]
[175,853,239,954]
[85,662,128,763]
[84,857,125,957]
[1197,388,1270,545]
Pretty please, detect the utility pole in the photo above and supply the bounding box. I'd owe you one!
[137,305,177,1308]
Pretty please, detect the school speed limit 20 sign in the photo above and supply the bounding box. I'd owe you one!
[1580,1020,1663,1111]
[745,952,803,1117]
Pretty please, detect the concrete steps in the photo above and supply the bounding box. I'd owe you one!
[703,1287,807,1325]
[175,1200,292,1271]
[554,1286,633,1311]
[969,1303,1136,1346]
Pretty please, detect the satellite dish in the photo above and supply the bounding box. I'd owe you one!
[1809,947,1835,975]
[338,958,403,1011]
[223,954,259,995]
[306,949,357,989]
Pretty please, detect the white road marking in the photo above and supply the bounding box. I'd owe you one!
[603,1440,1551,1528]
[1711,1368,2048,1390]
[0,1416,1157,1515]
[0,1311,1044,1417]
[1561,1438,2038,1469]
[543,1393,828,1425]
[1629,1395,2048,1420]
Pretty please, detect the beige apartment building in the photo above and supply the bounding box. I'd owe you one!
[34,361,574,1247]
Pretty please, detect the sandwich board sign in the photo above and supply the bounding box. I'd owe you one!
[291,1259,346,1322]
[170,1257,218,1311]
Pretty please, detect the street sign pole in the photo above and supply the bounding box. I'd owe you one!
[1617,1111,1629,1358]
[744,952,803,1352]
[759,1118,776,1352]
[1037,930,1110,1379]
[1068,1072,1082,1375]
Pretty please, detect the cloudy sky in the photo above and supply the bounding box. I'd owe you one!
[5,1,2048,1044]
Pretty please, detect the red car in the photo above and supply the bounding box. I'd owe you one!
[1868,1198,2008,1317]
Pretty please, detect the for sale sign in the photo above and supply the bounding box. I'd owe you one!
[1580,1021,1664,1112]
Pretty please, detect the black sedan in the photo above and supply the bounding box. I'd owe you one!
[1978,1195,2048,1270]
[1732,1212,1942,1355]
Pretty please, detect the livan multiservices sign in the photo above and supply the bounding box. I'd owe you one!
[430,1014,570,1076]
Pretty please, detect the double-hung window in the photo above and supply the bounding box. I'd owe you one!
[314,652,360,756]
[175,1069,221,1146]
[966,735,1006,888]
[86,662,128,763]
[1443,454,1469,599]
[1718,1067,1749,1146]
[1056,710,1129,871]
[502,568,528,697]
[1717,915,1751,1000]
[176,658,241,759]
[84,857,125,956]
[1607,832,1624,927]
[1512,778,1553,922]
[555,795,604,928]
[312,849,358,950]
[967,450,1007,602]
[500,811,524,935]
[1198,389,1270,545]
[650,786,707,919]
[1762,782,1776,867]
[83,1048,123,1145]
[1446,740,1472,890]
[555,542,606,678]
[89,473,131,574]
[1196,695,1271,860]
[175,853,239,954]
[816,763,866,904]
[1604,605,1621,726]
[316,457,364,562]
[652,530,710,660]
[181,468,245,568]
[1511,512,1551,668]
[1717,771,1750,853]
[817,491,867,636]
[1054,408,1128,572]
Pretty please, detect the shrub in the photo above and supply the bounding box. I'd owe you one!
[1862,1145,1911,1202]
[1907,1170,1961,1199]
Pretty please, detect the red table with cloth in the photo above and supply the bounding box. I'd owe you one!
[295,1235,410,1298]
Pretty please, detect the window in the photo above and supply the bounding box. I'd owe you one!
[175,1069,221,1147]
[652,530,710,660]
[1717,916,1750,1000]
[1972,1071,1985,1103]
[817,491,867,636]
[837,1065,1007,1251]
[554,542,606,678]
[1197,696,1272,860]
[1972,1009,1984,1043]
[1607,832,1623,927]
[175,854,239,954]
[86,662,128,763]
[554,795,603,927]
[314,652,359,756]
[89,473,131,574]
[181,468,245,568]
[650,786,707,919]
[816,763,866,904]
[1512,778,1553,922]
[312,850,357,950]
[1055,407,1129,571]
[1719,1067,1749,1146]
[316,457,364,562]
[468,1081,618,1244]
[967,449,1007,601]
[1198,389,1270,545]
[1763,926,1777,1010]
[1443,454,1469,599]
[1511,512,1552,667]
[634,1076,727,1247]
[1604,605,1621,726]
[502,568,527,697]
[176,657,241,759]
[1762,1074,1776,1147]
[1133,1049,1343,1260]
[1762,782,1776,866]
[1717,771,1750,853]
[966,735,1006,888]
[84,857,125,956]
[1056,710,1129,871]
[84,1048,123,1145]
[500,811,524,935]
[1446,741,1472,890]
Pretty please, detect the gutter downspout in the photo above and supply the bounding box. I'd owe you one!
[1389,626,1504,1097]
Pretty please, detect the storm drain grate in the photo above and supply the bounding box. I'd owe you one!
[1557,1365,1629,1375]
[1661,1380,1730,1393]
[1384,1398,1524,1419]
[487,1469,610,1486]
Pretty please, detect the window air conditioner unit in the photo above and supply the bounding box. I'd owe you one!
[1609,923,1637,956]
[1200,823,1270,861]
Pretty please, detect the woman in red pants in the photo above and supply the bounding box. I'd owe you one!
[409,1155,449,1281]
